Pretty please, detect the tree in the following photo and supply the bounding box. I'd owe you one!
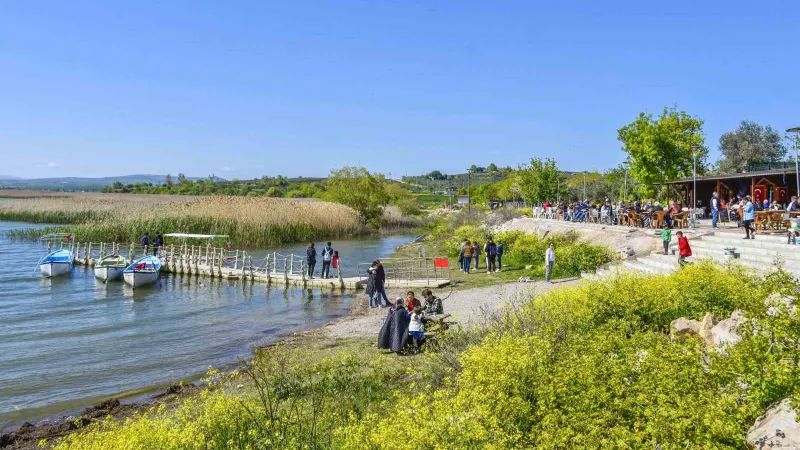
[469,165,479,173]
[515,158,563,203]
[717,120,786,173]
[487,163,498,172]
[427,170,445,180]
[177,173,188,184]
[165,174,173,186]
[265,187,284,197]
[324,166,390,227]
[617,106,707,188]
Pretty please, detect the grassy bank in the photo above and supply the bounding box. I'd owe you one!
[51,264,800,448]
[0,194,365,246]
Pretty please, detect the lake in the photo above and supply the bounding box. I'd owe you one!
[0,221,412,428]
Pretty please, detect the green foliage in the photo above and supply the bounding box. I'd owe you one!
[718,120,787,173]
[494,230,614,278]
[324,166,390,227]
[516,157,563,204]
[618,106,708,189]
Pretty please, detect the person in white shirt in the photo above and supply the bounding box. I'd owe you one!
[545,243,556,282]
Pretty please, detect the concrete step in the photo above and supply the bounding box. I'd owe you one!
[690,247,800,268]
[689,240,800,262]
[622,260,665,274]
[703,233,796,248]
[637,254,680,272]
[689,249,800,273]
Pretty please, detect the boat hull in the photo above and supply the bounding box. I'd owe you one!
[40,261,72,278]
[123,271,158,288]
[95,266,125,282]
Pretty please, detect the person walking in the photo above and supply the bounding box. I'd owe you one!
[545,243,555,282]
[676,231,692,266]
[496,241,504,272]
[472,241,481,270]
[306,243,317,278]
[321,242,334,278]
[485,239,497,274]
[141,233,150,255]
[462,240,473,274]
[742,196,756,240]
[711,191,721,229]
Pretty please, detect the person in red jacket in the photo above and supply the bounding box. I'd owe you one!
[676,231,692,266]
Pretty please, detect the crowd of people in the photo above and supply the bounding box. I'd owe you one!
[140,232,164,256]
[377,289,445,353]
[458,238,504,274]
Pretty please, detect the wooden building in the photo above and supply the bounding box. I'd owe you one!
[664,163,798,208]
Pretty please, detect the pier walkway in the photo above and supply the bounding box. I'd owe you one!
[65,241,451,290]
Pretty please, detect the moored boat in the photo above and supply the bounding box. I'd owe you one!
[94,254,127,282]
[123,255,162,288]
[39,249,74,278]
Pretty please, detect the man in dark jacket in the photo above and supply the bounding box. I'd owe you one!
[306,243,317,278]
[378,302,410,353]
[321,242,334,278]
[141,233,149,255]
[496,241,504,272]
[153,233,164,257]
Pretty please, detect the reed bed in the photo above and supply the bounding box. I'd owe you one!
[0,194,364,246]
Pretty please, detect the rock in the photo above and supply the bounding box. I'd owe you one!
[748,398,800,449]
[518,276,531,283]
[766,293,796,316]
[699,313,718,347]
[0,433,15,447]
[711,310,745,350]
[670,317,701,342]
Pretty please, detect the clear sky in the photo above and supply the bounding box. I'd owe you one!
[1,0,798,179]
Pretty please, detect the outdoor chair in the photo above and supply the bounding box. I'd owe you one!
[651,211,668,229]
[588,209,600,223]
[673,212,688,229]
[754,213,767,231]
[627,211,639,228]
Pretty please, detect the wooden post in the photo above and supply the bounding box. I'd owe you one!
[235,250,239,271]
[425,257,430,286]
[218,249,223,276]
[129,243,134,261]
[47,241,52,253]
[169,245,175,270]
[85,242,91,265]
[337,259,343,287]
[265,254,271,283]
[284,258,289,285]
[300,260,306,284]
[290,254,294,275]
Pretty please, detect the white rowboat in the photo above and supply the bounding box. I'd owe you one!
[94,255,127,282]
[39,249,74,278]
[123,255,162,288]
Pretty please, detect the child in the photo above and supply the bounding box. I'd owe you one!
[331,251,340,277]
[408,305,425,349]
[657,223,672,255]
[677,231,692,266]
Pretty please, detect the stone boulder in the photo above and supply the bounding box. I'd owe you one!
[698,313,718,348]
[766,293,796,317]
[670,317,701,342]
[748,398,800,449]
[710,310,745,349]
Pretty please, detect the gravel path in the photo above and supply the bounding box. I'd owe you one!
[323,279,581,338]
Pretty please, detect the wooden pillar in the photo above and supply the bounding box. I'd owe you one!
[751,177,755,200]
[85,243,91,265]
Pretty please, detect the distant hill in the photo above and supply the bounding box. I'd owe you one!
[0,174,226,192]
[0,175,21,180]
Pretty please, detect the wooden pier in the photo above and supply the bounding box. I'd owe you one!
[64,241,450,290]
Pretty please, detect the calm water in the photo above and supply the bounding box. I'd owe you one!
[0,221,412,427]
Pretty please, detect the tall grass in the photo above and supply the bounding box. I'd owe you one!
[0,194,364,246]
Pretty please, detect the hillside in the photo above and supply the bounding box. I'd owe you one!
[0,175,226,191]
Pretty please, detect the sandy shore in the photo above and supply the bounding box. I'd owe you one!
[323,279,581,339]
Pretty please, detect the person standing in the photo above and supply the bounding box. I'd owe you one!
[496,241,504,272]
[462,240,473,274]
[321,242,334,278]
[306,243,317,278]
[472,241,481,270]
[545,243,555,282]
[372,260,388,307]
[676,231,692,266]
[742,196,756,240]
[711,191,721,229]
[657,223,671,255]
[152,233,163,257]
[485,239,497,274]
[331,251,340,277]
[141,233,150,255]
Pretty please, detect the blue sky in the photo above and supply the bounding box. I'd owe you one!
[1,0,798,179]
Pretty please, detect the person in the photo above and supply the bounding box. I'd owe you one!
[405,290,421,312]
[657,223,671,255]
[458,238,467,270]
[306,243,317,278]
[545,242,555,282]
[763,198,770,210]
[377,299,410,353]
[321,242,334,278]
[407,305,425,350]
[485,238,497,273]
[653,201,663,212]
[462,240,473,273]
[788,196,800,212]
[496,240,504,272]
[421,289,443,315]
[711,191,721,229]
[677,231,692,266]
[472,241,481,270]
[367,260,388,308]
[770,201,783,211]
[141,233,149,254]
[665,201,681,228]
[742,196,756,240]
[152,233,163,256]
[331,250,340,276]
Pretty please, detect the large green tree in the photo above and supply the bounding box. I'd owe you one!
[718,120,786,173]
[516,157,563,203]
[324,166,389,227]
[617,106,707,187]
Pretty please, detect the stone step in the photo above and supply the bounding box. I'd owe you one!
[637,255,680,272]
[706,232,795,247]
[689,249,800,273]
[689,240,800,262]
[690,246,800,268]
[622,260,665,274]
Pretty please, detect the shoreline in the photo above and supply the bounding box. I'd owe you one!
[0,279,579,449]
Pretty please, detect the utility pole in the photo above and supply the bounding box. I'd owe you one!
[690,146,701,229]
[787,128,800,197]
[467,167,472,213]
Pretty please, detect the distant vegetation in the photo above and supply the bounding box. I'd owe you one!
[0,194,363,246]
[0,174,225,192]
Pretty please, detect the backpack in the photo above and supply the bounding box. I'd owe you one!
[487,244,497,257]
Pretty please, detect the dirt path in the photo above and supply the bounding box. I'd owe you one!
[323,279,581,338]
